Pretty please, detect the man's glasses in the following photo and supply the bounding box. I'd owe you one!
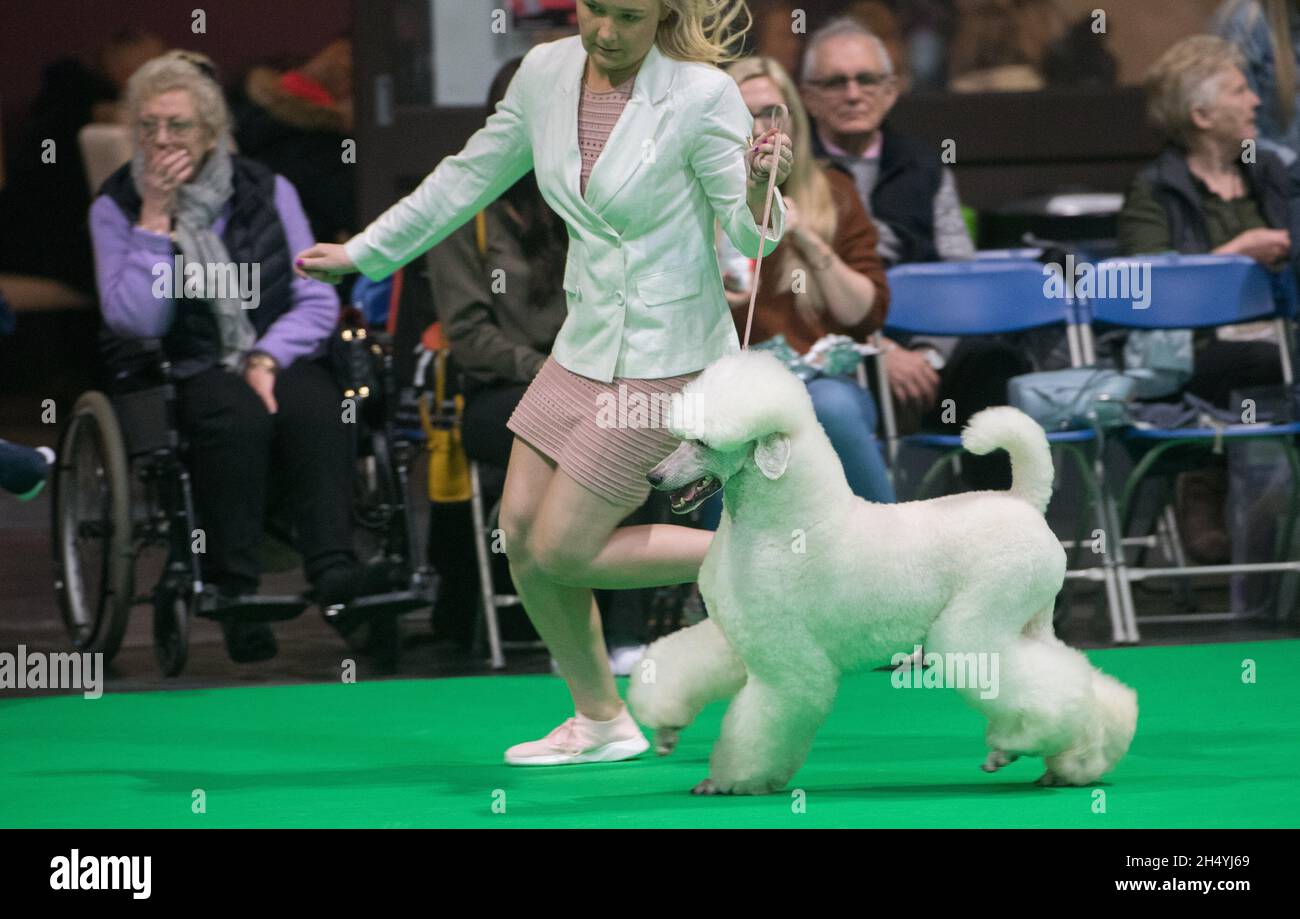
[805,71,893,94]
[138,119,198,140]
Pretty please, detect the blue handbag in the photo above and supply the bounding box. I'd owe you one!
[1008,367,1138,431]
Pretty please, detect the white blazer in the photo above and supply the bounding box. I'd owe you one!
[345,34,786,381]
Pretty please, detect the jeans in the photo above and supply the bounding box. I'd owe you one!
[697,372,895,530]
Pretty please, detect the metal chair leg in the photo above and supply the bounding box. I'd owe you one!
[469,461,505,669]
[1062,443,1133,644]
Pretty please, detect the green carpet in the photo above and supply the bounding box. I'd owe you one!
[2,640,1296,828]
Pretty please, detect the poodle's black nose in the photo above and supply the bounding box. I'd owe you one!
[647,469,663,487]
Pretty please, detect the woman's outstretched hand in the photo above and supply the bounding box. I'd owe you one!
[294,243,356,284]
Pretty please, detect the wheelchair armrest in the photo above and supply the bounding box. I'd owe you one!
[100,331,173,392]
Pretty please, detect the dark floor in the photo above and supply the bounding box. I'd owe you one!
[4,416,1298,697]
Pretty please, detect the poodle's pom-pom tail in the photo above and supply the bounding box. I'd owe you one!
[961,406,1055,514]
[1046,669,1139,785]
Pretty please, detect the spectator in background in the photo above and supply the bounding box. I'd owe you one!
[705,53,893,526]
[1118,34,1294,563]
[801,16,1031,491]
[230,38,357,246]
[423,57,568,647]
[1215,0,1300,163]
[89,51,370,662]
[0,29,164,292]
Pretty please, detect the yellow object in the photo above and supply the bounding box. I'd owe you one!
[475,210,487,258]
[418,210,488,503]
[421,350,472,503]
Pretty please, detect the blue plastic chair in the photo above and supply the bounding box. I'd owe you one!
[884,258,1091,472]
[883,259,1135,642]
[1084,254,1300,638]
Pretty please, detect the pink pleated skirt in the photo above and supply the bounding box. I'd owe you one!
[506,355,700,507]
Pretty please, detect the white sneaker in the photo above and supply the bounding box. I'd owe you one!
[504,704,650,766]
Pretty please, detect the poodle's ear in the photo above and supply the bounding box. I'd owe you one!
[753,432,790,480]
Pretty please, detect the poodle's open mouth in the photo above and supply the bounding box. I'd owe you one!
[665,475,721,514]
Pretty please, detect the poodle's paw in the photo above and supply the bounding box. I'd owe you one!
[981,750,1019,773]
[654,727,682,756]
[692,774,784,795]
[691,778,728,796]
[1035,770,1072,787]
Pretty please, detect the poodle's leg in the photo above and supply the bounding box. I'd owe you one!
[1041,666,1139,786]
[695,666,838,796]
[983,639,1137,786]
[980,749,1019,773]
[626,618,747,755]
[935,614,1139,786]
[927,598,1055,776]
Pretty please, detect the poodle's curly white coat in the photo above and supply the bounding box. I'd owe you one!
[630,350,1138,795]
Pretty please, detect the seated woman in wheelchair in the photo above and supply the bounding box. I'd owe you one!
[88,51,372,662]
[701,55,893,530]
[1118,34,1296,564]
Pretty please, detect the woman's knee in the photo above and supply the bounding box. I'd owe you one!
[497,492,535,566]
[524,527,589,584]
[498,437,556,563]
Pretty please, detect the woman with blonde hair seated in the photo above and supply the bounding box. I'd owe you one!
[702,53,892,531]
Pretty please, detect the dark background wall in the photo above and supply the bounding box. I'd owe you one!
[0,0,351,152]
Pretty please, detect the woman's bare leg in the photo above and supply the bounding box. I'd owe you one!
[499,437,713,721]
[527,470,714,589]
[500,438,620,720]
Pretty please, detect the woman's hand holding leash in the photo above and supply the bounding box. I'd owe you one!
[747,125,793,188]
[741,109,792,349]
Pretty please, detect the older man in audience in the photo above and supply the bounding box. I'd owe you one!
[800,17,1030,490]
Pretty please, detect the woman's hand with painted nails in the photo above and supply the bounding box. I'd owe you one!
[747,127,793,188]
[293,243,356,284]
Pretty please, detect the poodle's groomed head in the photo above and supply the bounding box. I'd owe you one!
[648,350,818,513]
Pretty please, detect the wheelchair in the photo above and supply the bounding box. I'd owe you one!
[50,317,435,676]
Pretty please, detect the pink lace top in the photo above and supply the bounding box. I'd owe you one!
[578,70,636,199]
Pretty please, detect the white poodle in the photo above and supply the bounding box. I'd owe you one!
[630,350,1138,795]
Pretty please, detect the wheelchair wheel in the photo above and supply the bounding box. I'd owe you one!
[52,391,134,661]
[152,580,192,677]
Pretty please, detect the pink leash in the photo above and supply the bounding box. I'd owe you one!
[741,103,788,351]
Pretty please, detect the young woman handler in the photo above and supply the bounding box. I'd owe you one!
[296,0,792,764]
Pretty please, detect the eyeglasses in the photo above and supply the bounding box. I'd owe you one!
[138,119,199,140]
[805,71,893,94]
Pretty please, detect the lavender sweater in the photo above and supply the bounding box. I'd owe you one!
[89,175,339,370]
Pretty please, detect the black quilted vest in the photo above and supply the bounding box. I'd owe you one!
[812,121,943,265]
[98,155,294,378]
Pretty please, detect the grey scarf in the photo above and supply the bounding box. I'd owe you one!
[132,135,257,371]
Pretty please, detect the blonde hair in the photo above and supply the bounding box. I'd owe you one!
[125,50,230,143]
[656,0,754,65]
[725,55,838,326]
[1144,35,1246,148]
